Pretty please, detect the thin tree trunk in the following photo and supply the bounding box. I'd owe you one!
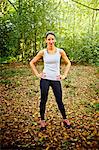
[17,0,22,57]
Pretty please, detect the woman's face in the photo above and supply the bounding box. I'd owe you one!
[46,34,56,48]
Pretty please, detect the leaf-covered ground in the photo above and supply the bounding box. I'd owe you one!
[0,63,99,150]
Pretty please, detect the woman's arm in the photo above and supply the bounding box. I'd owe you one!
[60,49,71,80]
[30,50,44,78]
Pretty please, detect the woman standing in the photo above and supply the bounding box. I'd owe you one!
[30,31,71,130]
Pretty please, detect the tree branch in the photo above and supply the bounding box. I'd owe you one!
[7,0,17,11]
[0,0,3,4]
[54,0,61,10]
[72,0,99,11]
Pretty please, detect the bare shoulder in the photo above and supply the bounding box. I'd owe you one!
[59,48,66,56]
[30,49,45,63]
[59,48,71,64]
[37,49,45,56]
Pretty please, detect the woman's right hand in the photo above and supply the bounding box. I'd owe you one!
[36,73,42,79]
[36,72,46,79]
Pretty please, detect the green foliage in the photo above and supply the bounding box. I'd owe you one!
[94,103,99,112]
[0,56,17,64]
[64,33,99,65]
[0,66,31,78]
[0,79,11,84]
[0,0,99,65]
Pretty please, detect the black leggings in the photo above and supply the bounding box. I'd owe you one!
[40,78,67,120]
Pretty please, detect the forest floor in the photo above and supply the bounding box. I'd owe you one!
[0,63,99,150]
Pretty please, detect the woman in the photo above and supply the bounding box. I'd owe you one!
[30,31,71,130]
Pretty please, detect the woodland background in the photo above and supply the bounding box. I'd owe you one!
[0,0,99,65]
[0,0,99,149]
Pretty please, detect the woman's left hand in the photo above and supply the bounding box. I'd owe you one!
[60,75,67,80]
[56,75,67,80]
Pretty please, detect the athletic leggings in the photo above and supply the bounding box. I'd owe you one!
[40,78,67,120]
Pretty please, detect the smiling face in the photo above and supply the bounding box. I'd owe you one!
[46,34,56,49]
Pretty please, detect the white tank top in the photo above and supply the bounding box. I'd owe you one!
[42,48,62,81]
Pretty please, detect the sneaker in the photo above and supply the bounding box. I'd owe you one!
[63,119,71,128]
[39,120,47,131]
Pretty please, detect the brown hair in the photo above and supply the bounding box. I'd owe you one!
[45,31,56,38]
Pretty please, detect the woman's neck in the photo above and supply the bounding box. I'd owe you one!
[47,46,56,51]
[47,46,57,54]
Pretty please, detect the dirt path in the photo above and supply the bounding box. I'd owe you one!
[0,63,99,149]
